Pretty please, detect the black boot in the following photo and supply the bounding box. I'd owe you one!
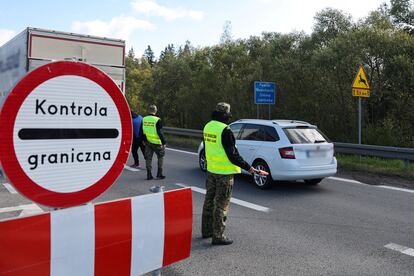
[147,170,154,180]
[212,236,233,245]
[156,168,166,180]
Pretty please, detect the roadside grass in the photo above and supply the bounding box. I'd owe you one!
[336,154,414,178]
[164,133,414,178]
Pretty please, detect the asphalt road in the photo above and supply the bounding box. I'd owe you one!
[1,147,413,275]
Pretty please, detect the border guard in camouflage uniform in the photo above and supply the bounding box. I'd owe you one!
[141,104,166,180]
[202,102,259,245]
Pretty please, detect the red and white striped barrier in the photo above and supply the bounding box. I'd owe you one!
[0,188,192,276]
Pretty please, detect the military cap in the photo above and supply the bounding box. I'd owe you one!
[215,102,231,113]
[148,104,158,114]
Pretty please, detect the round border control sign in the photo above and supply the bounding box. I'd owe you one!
[0,61,132,208]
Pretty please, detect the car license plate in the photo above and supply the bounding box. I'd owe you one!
[307,150,326,158]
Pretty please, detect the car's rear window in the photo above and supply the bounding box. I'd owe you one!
[283,127,330,144]
[237,124,280,142]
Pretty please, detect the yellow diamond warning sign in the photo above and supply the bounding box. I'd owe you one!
[352,65,370,90]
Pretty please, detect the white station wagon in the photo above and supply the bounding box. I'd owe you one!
[198,119,337,189]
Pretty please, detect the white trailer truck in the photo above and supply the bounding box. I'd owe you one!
[0,27,126,108]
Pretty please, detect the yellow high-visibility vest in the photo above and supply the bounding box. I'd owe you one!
[143,115,162,145]
[203,120,241,175]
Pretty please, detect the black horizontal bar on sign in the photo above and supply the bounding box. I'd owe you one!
[18,128,119,140]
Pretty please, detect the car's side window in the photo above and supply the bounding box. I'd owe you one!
[261,126,279,142]
[240,124,262,141]
[229,123,243,140]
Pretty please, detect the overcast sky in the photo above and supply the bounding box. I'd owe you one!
[1,0,388,57]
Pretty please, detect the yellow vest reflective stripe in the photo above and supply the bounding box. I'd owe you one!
[143,115,162,145]
[203,121,241,175]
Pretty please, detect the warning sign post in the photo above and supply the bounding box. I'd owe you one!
[351,65,371,144]
[0,61,132,208]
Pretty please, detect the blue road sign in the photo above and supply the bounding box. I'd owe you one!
[254,81,276,104]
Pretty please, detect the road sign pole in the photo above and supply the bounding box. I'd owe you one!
[358,97,362,144]
[352,65,370,145]
[268,104,270,120]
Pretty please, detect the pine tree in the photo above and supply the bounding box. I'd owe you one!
[144,45,156,66]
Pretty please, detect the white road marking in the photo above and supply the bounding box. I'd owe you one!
[377,186,414,194]
[384,243,414,257]
[124,165,141,172]
[166,148,198,156]
[3,183,17,194]
[0,205,25,213]
[328,176,414,194]
[175,183,270,213]
[0,203,44,217]
[328,176,365,185]
[18,203,44,217]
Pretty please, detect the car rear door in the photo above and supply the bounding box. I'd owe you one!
[282,127,334,167]
[236,124,263,164]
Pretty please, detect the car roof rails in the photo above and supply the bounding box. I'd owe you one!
[272,119,310,125]
[290,120,308,124]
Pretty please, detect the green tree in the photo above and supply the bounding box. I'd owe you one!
[144,45,156,67]
[124,3,414,147]
[390,0,414,33]
[220,20,233,44]
[313,8,353,46]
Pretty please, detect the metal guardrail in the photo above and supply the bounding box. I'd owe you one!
[164,127,414,169]
[334,143,414,161]
[164,127,203,138]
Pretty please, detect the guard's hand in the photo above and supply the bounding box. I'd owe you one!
[257,170,269,176]
[248,167,259,174]
[162,144,166,149]
[248,167,268,175]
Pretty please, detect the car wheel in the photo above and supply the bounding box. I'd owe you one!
[199,150,207,172]
[304,178,323,185]
[253,160,272,189]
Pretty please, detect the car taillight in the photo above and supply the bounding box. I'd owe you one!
[279,147,295,159]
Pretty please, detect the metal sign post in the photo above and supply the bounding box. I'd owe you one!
[358,98,362,144]
[351,65,371,144]
[268,105,270,120]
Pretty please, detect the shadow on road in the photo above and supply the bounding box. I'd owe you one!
[180,167,329,199]
[234,174,331,198]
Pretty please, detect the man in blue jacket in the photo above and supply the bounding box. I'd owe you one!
[131,111,145,168]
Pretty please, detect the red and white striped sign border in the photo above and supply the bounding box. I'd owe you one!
[0,188,192,276]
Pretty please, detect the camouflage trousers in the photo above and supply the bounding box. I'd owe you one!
[201,172,234,240]
[145,143,165,172]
